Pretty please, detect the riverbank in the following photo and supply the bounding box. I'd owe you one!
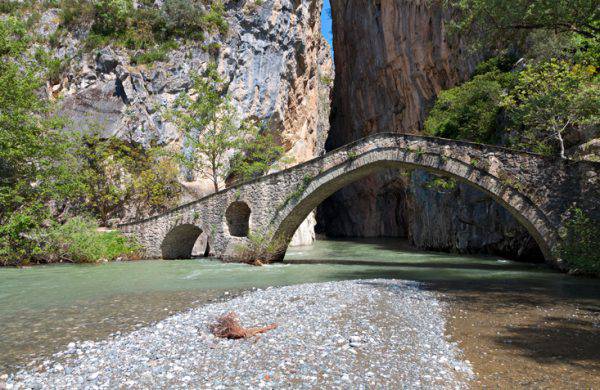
[438,280,600,388]
[5,279,473,389]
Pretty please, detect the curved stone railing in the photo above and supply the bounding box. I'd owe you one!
[120,133,600,268]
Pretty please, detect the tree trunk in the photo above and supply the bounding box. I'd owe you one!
[556,122,568,159]
[212,168,219,192]
[558,133,566,159]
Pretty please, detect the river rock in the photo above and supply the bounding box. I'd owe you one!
[7,280,473,389]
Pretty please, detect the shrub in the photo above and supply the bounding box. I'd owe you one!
[0,1,25,14]
[201,1,228,35]
[130,151,182,217]
[58,0,229,50]
[131,41,178,64]
[59,0,96,29]
[78,136,182,224]
[0,215,140,266]
[91,0,135,36]
[424,71,509,144]
[0,206,48,266]
[38,217,140,264]
[234,229,284,266]
[558,208,600,275]
[228,121,289,183]
[504,60,599,158]
[424,176,457,193]
[161,0,206,40]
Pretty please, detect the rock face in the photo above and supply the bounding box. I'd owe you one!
[318,0,541,259]
[45,0,332,244]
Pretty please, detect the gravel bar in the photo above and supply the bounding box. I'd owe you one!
[5,279,473,389]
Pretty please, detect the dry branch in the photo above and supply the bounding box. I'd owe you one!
[211,312,277,339]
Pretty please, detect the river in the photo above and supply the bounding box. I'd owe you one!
[1,239,598,387]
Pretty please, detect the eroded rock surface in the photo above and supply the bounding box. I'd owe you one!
[43,0,332,243]
[319,0,540,258]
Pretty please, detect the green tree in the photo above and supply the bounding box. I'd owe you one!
[169,64,243,192]
[0,15,179,265]
[92,0,135,36]
[0,17,86,263]
[77,136,133,225]
[78,135,182,224]
[229,120,290,182]
[504,60,599,157]
[130,148,182,218]
[424,70,512,143]
[558,208,600,275]
[169,65,286,192]
[445,0,599,48]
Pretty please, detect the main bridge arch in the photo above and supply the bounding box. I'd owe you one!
[266,147,555,263]
[119,133,600,269]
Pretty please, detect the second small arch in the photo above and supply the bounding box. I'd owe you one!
[226,201,251,237]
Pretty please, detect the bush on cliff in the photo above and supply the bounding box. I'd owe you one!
[58,0,228,49]
[424,69,510,144]
[429,1,599,158]
[0,217,140,266]
[558,208,600,276]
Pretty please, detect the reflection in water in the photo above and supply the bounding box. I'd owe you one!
[0,238,598,379]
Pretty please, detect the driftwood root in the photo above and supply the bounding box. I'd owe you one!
[211,312,278,339]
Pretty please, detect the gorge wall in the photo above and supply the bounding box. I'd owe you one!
[34,0,544,257]
[317,0,543,259]
[38,0,332,244]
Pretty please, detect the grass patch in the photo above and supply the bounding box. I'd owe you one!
[38,217,140,264]
[131,41,178,65]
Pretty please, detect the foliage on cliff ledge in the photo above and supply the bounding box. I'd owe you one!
[427,1,599,159]
[62,0,228,48]
[0,17,175,265]
[0,0,228,51]
[558,208,600,276]
[169,64,287,191]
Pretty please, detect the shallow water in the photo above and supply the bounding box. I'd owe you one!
[1,238,598,379]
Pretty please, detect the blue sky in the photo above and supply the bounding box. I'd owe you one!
[321,0,333,47]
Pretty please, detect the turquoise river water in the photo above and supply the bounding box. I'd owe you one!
[1,239,599,381]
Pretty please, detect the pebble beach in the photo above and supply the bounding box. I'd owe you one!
[5,279,473,389]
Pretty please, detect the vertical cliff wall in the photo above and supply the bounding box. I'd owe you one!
[57,0,332,176]
[318,0,542,259]
[45,0,332,242]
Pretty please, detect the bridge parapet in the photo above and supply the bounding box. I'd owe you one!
[120,133,600,268]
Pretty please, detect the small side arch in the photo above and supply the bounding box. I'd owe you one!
[226,201,251,237]
[161,224,203,259]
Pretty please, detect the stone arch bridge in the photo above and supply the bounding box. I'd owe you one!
[119,133,600,269]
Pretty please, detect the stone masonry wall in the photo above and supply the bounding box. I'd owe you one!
[121,134,600,270]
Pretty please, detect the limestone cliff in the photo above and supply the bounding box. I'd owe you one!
[36,0,332,243]
[318,0,542,259]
